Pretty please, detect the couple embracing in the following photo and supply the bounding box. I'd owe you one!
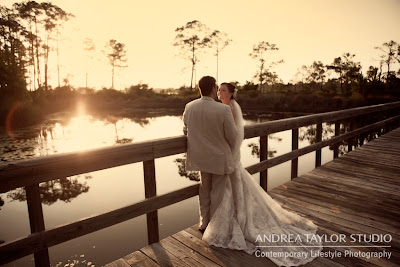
[183,76,323,266]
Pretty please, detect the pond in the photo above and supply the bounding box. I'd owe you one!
[0,106,337,267]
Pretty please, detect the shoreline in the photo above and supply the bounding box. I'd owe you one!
[2,93,399,130]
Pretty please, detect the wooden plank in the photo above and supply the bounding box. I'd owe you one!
[297,174,400,211]
[0,184,199,265]
[272,179,400,222]
[291,128,298,179]
[259,135,268,191]
[159,236,220,267]
[273,178,400,229]
[123,251,159,266]
[277,178,400,219]
[271,186,400,237]
[270,194,400,266]
[25,184,50,267]
[185,226,276,267]
[140,242,191,267]
[171,231,227,266]
[104,258,131,267]
[315,123,322,167]
[144,160,159,244]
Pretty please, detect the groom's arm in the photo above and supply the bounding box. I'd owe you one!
[223,107,238,149]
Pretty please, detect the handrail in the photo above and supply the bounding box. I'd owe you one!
[0,101,399,266]
[244,101,400,138]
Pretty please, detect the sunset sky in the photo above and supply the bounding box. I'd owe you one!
[3,0,400,90]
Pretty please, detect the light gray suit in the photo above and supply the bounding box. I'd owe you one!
[183,96,238,228]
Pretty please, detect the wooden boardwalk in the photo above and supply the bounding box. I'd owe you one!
[107,128,400,267]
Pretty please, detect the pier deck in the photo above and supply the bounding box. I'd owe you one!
[106,128,400,267]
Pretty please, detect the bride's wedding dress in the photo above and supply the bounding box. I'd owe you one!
[202,100,323,266]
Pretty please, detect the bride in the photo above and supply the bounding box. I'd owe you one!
[202,82,323,266]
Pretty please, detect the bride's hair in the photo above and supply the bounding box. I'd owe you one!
[220,82,237,99]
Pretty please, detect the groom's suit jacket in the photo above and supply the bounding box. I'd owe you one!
[183,96,238,175]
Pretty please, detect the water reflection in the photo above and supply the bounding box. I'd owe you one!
[7,176,91,205]
[174,154,200,181]
[247,134,282,159]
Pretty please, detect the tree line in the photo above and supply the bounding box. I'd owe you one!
[173,20,400,97]
[1,2,400,107]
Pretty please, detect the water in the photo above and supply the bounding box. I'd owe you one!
[0,108,336,266]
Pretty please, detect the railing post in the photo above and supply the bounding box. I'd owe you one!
[260,135,268,191]
[348,120,353,152]
[25,184,50,267]
[315,123,322,168]
[143,159,159,244]
[334,122,340,158]
[360,117,365,146]
[291,128,298,179]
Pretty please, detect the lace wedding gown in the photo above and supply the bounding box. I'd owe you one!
[202,100,323,266]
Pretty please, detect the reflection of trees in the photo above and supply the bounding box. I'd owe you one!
[115,138,133,144]
[7,175,91,205]
[174,154,200,181]
[130,117,150,127]
[100,114,151,128]
[297,119,385,156]
[247,135,280,159]
[299,123,335,144]
[247,143,277,158]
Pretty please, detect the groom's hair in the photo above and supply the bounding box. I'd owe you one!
[198,76,216,96]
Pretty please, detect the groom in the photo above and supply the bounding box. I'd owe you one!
[183,76,237,231]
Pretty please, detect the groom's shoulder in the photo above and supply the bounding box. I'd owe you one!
[185,98,201,109]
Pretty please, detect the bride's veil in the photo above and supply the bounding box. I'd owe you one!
[232,100,244,160]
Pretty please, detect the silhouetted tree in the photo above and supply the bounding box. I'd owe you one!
[327,57,344,94]
[249,41,283,92]
[40,2,72,91]
[105,39,127,89]
[241,80,258,91]
[173,20,211,90]
[83,38,95,88]
[375,40,399,80]
[207,30,231,83]
[366,66,379,82]
[0,6,27,98]
[14,1,42,89]
[307,61,326,90]
[14,1,72,91]
[327,53,361,95]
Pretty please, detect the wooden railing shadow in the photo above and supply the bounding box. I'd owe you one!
[0,101,400,266]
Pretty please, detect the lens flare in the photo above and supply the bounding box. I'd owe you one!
[6,102,22,142]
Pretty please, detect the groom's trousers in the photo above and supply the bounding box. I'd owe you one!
[199,171,229,229]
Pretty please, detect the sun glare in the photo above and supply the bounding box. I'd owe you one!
[76,101,86,116]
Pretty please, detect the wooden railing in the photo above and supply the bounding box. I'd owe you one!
[1,101,400,266]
